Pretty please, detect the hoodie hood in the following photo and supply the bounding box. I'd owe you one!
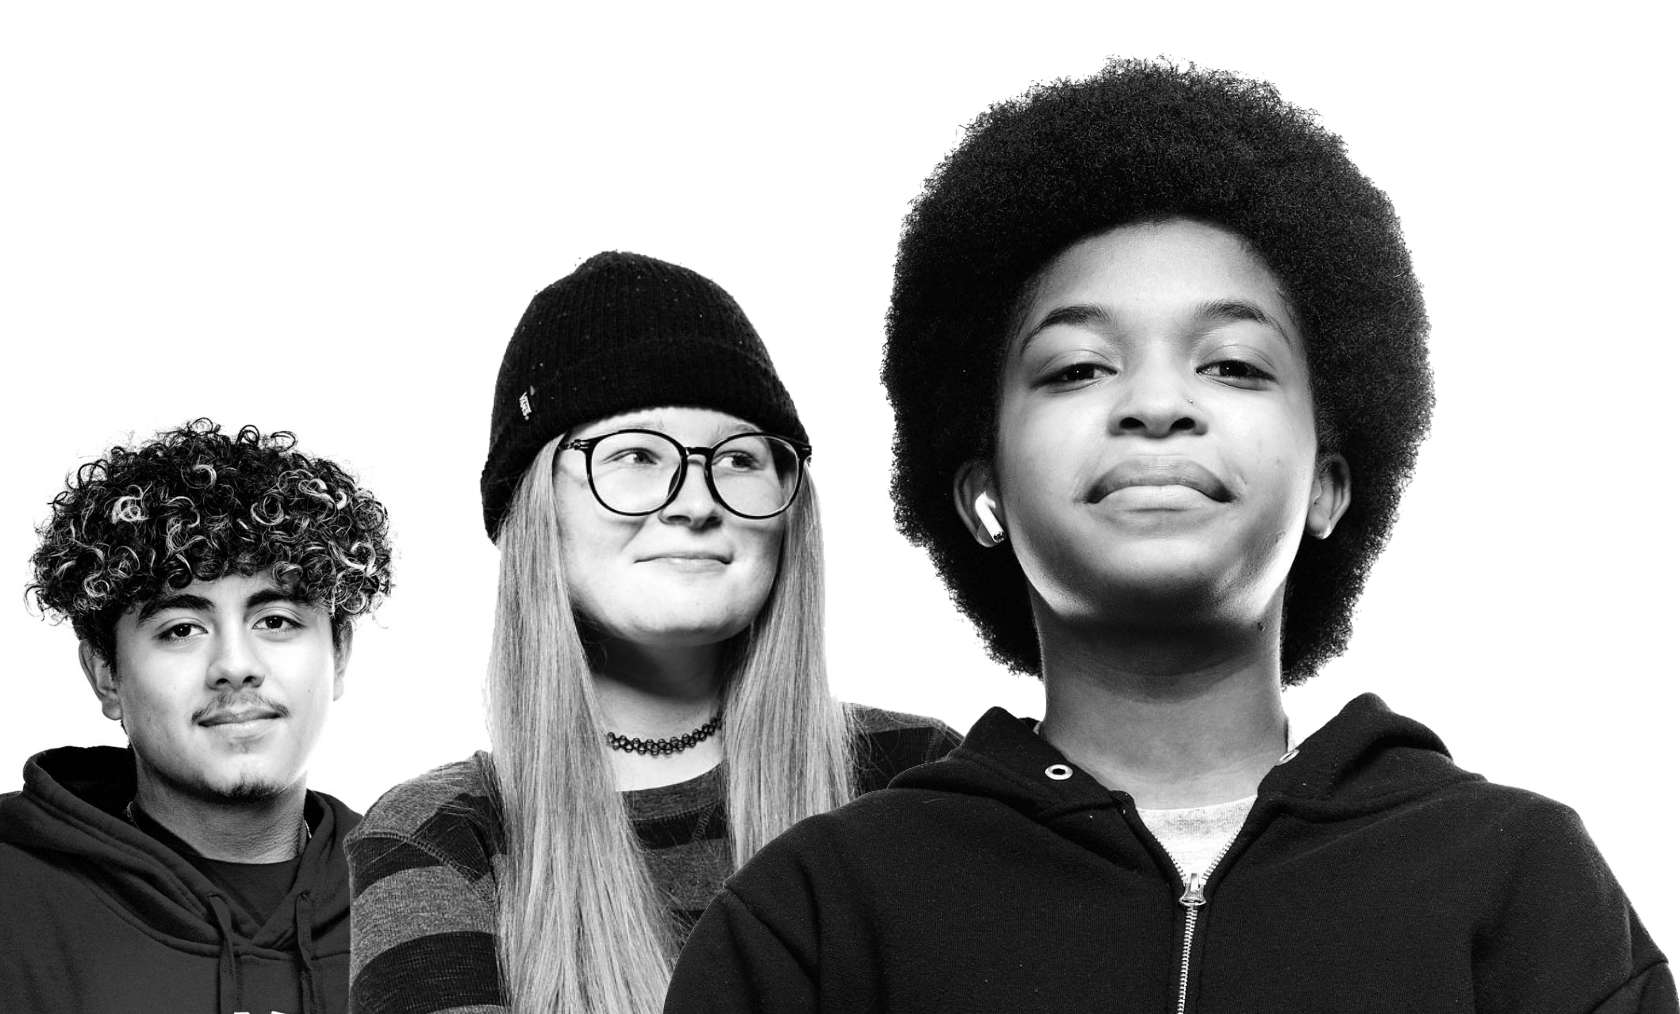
[0,745,357,1013]
[892,693,1478,825]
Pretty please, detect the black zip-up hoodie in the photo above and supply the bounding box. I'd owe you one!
[0,746,358,1014]
[666,694,1675,1013]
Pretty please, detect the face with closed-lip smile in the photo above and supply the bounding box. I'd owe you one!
[82,570,347,805]
[554,407,789,650]
[958,218,1350,630]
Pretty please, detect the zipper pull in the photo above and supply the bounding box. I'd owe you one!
[1179,871,1206,908]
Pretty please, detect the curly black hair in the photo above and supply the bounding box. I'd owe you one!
[883,59,1433,684]
[30,418,393,665]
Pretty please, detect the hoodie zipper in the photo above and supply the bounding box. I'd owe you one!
[1170,832,1240,1014]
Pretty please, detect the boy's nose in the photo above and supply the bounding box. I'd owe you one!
[1108,359,1206,438]
[206,634,267,688]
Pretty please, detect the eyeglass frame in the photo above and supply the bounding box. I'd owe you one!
[561,428,813,520]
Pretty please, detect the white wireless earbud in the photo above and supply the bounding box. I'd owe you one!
[975,495,1005,544]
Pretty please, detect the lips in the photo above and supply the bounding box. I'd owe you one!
[1087,458,1234,503]
[197,703,283,727]
[638,551,731,564]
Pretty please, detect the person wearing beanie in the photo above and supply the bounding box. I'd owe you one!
[346,252,959,1014]
[664,63,1675,1012]
[2,419,391,1014]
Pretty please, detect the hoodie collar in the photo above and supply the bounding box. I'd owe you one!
[893,693,1473,822]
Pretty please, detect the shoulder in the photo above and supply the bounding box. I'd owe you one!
[844,703,962,793]
[347,753,502,884]
[353,753,498,838]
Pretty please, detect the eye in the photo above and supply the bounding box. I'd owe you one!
[254,614,302,633]
[1036,361,1114,387]
[604,447,660,466]
[158,622,201,642]
[1198,359,1276,387]
[593,434,677,470]
[716,449,765,472]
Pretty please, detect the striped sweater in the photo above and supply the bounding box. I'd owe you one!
[346,705,959,1014]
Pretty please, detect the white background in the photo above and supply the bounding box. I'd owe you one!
[2,3,1674,948]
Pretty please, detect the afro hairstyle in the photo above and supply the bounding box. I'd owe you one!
[30,418,393,666]
[882,59,1433,684]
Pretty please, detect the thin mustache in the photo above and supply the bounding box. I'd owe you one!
[193,695,289,724]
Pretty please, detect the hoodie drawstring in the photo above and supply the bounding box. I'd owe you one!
[293,890,322,1014]
[207,895,243,1014]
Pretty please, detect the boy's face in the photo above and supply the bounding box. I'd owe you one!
[960,218,1349,633]
[81,570,348,805]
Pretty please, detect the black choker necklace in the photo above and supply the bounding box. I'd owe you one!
[606,709,724,757]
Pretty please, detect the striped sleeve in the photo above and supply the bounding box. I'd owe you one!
[845,704,964,794]
[346,754,508,1014]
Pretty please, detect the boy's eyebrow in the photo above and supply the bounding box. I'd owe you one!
[135,592,214,623]
[1016,304,1115,358]
[246,587,317,611]
[1194,298,1296,345]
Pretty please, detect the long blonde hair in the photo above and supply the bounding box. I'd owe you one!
[486,438,852,1013]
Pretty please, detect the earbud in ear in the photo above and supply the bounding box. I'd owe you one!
[975,495,1006,544]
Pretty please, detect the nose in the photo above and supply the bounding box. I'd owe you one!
[1109,353,1207,438]
[206,631,267,689]
[657,454,723,528]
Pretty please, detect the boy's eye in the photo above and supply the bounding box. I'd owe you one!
[1038,362,1112,386]
[1199,359,1275,386]
[159,622,199,641]
[255,615,301,632]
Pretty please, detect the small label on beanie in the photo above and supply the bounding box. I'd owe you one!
[519,387,534,420]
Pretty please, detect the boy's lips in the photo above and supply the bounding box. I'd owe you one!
[1087,459,1233,503]
[196,703,284,727]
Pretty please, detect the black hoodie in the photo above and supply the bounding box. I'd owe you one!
[0,746,358,1014]
[666,694,1675,1013]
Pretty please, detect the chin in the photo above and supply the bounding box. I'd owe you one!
[1033,547,1266,626]
[174,767,298,805]
[634,617,754,648]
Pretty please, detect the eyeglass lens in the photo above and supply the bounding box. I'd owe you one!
[588,431,801,517]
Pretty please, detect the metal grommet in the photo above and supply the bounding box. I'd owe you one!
[1277,748,1299,764]
[1044,763,1073,781]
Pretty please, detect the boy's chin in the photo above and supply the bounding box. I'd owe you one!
[1038,562,1273,631]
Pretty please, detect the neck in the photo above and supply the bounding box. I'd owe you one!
[131,775,308,863]
[1034,594,1288,809]
[592,638,726,791]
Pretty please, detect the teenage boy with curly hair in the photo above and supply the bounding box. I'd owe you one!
[666,61,1674,1012]
[1,419,392,1014]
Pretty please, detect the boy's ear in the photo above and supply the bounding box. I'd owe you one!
[79,642,124,722]
[1306,453,1352,540]
[332,625,353,701]
[953,459,1007,547]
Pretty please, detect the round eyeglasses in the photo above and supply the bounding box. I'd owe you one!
[563,429,811,519]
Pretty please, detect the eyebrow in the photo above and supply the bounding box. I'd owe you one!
[135,592,214,623]
[134,586,315,623]
[1015,304,1115,359]
[1194,298,1296,345]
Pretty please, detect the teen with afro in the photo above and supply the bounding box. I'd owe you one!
[664,60,1674,1013]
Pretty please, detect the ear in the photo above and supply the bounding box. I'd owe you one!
[331,625,354,701]
[952,459,1006,547]
[1306,453,1352,540]
[79,642,124,722]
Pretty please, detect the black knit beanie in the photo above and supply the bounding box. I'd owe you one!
[481,251,808,541]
